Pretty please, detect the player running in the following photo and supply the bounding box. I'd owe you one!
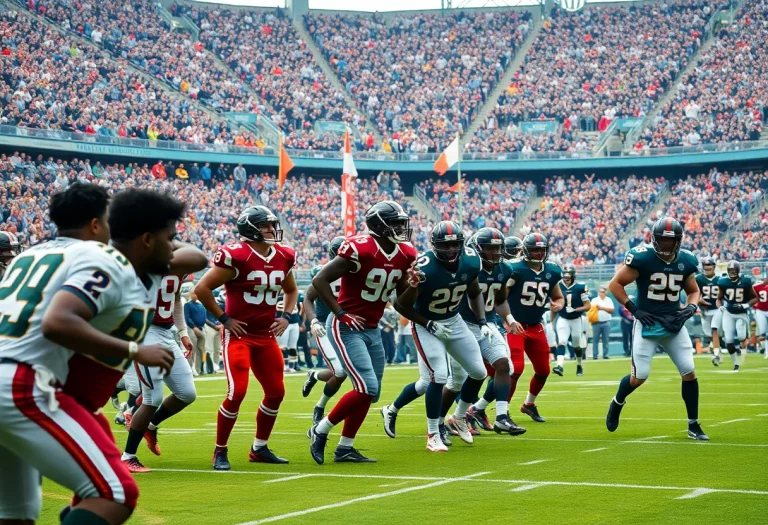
[554,265,591,376]
[696,256,723,366]
[0,231,20,278]
[302,236,347,424]
[381,221,490,452]
[195,205,299,469]
[309,201,417,464]
[754,267,768,359]
[498,233,564,423]
[716,261,755,371]
[606,217,708,440]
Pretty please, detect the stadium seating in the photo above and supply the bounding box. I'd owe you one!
[723,208,768,260]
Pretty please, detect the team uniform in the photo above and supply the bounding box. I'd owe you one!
[213,241,296,450]
[718,274,753,346]
[309,265,344,377]
[277,293,302,355]
[556,281,589,349]
[0,240,159,520]
[754,282,768,357]
[696,273,722,338]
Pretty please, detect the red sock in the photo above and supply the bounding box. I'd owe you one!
[508,374,521,402]
[216,399,240,447]
[341,393,373,439]
[327,390,370,427]
[529,374,547,397]
[255,397,281,441]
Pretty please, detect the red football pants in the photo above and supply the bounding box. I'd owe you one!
[507,323,551,401]
[216,331,285,447]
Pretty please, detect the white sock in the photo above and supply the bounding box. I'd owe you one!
[456,400,471,416]
[713,347,721,357]
[389,404,400,414]
[427,418,439,435]
[525,393,537,405]
[438,416,445,425]
[556,355,565,367]
[316,416,334,435]
[473,398,490,410]
[253,438,267,449]
[576,355,583,365]
[338,436,354,448]
[496,400,509,417]
[147,423,157,431]
[729,351,738,366]
[121,452,136,461]
[316,394,330,409]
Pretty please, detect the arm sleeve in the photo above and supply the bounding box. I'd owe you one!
[174,293,187,335]
[59,243,124,316]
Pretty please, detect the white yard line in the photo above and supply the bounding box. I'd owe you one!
[676,488,718,499]
[263,474,315,484]
[582,448,608,453]
[635,435,670,441]
[509,483,545,492]
[519,459,549,466]
[710,418,751,427]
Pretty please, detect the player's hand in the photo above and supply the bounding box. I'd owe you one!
[565,306,575,314]
[407,262,425,288]
[506,321,524,335]
[310,318,327,338]
[426,320,452,339]
[718,305,727,313]
[223,317,248,338]
[550,302,563,313]
[135,344,174,375]
[271,317,289,337]
[336,310,366,331]
[478,322,492,339]
[180,335,193,359]
[625,300,656,328]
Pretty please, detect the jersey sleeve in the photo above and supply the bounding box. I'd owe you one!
[623,247,645,270]
[337,237,366,273]
[213,244,241,278]
[580,283,590,301]
[549,263,563,285]
[684,251,699,278]
[59,242,127,316]
[278,243,297,273]
[500,261,515,287]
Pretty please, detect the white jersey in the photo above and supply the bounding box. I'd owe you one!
[0,238,160,386]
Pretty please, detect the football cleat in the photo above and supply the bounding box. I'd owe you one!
[123,410,133,429]
[465,406,493,432]
[520,403,546,423]
[380,405,397,438]
[493,415,527,436]
[144,428,161,456]
[438,424,453,447]
[576,365,584,376]
[606,399,624,432]
[249,445,288,464]
[687,422,710,441]
[122,457,151,473]
[712,355,721,367]
[552,365,564,376]
[445,415,473,444]
[426,433,448,453]
[734,364,740,372]
[302,371,318,398]
[334,446,376,463]
[212,446,231,471]
[312,406,325,425]
[110,395,121,411]
[467,416,481,435]
[309,425,328,465]
[114,412,126,427]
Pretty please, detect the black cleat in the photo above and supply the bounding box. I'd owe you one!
[734,364,740,372]
[493,415,527,436]
[552,365,563,376]
[606,398,624,432]
[438,423,453,447]
[712,355,721,367]
[576,365,584,376]
[249,445,289,464]
[465,406,493,432]
[312,406,325,425]
[309,425,328,465]
[212,446,231,471]
[302,371,318,398]
[687,422,710,441]
[380,405,397,438]
[521,403,545,423]
[334,446,376,463]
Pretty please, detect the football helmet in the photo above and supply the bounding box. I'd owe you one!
[237,206,283,243]
[700,256,716,278]
[328,236,345,259]
[521,233,549,264]
[364,201,412,244]
[651,217,683,260]
[0,231,19,272]
[469,227,504,265]
[726,260,740,282]
[503,236,523,260]
[563,264,576,285]
[431,221,464,263]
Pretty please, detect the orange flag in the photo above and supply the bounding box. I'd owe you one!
[278,140,294,191]
[448,180,462,192]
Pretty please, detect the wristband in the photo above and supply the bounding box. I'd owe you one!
[177,328,188,338]
[624,300,638,314]
[505,314,516,325]
[218,313,230,323]
[128,341,139,359]
[477,318,488,326]
[335,309,347,318]
[279,312,292,321]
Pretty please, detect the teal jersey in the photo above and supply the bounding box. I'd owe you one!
[413,248,482,321]
[717,275,753,314]
[291,292,304,323]
[309,265,339,323]
[458,261,514,325]
[624,246,698,315]
[277,292,302,323]
[506,260,563,325]
[558,281,589,320]
[695,273,720,312]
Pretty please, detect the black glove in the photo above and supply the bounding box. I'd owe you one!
[659,304,697,334]
[625,300,657,328]
[730,304,746,312]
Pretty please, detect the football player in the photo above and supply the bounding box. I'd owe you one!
[0,231,20,278]
[754,267,768,359]
[195,205,299,469]
[302,236,347,424]
[695,256,723,366]
[380,221,489,452]
[309,201,417,464]
[0,184,206,524]
[503,236,523,260]
[716,261,756,371]
[277,290,303,372]
[554,265,591,376]
[496,233,564,423]
[606,217,707,440]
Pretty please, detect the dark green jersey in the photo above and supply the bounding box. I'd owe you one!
[506,260,563,325]
[309,265,340,323]
[624,246,698,315]
[717,275,753,314]
[695,273,720,312]
[413,247,482,321]
[558,281,589,320]
[458,261,514,325]
[277,293,302,323]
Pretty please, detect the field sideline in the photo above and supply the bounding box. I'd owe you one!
[41,355,768,524]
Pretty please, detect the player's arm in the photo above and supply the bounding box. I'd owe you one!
[173,289,193,357]
[194,266,248,337]
[272,271,298,337]
[716,286,725,310]
[169,241,208,275]
[576,288,592,313]
[682,274,701,308]
[548,280,565,312]
[313,257,355,315]
[609,265,655,327]
[466,278,487,324]
[745,285,757,307]
[304,284,326,337]
[393,282,429,327]
[494,277,523,334]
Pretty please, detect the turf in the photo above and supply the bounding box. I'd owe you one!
[41,355,768,524]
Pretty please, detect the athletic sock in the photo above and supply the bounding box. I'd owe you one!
[427,418,439,435]
[473,398,490,410]
[393,382,422,410]
[556,355,565,367]
[339,436,354,448]
[316,416,334,435]
[681,379,699,422]
[525,393,537,405]
[253,438,268,449]
[614,374,638,404]
[316,394,331,409]
[149,405,173,427]
[496,400,509,417]
[123,428,144,456]
[455,400,471,417]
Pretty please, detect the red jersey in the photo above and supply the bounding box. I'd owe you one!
[336,235,417,327]
[754,282,768,311]
[214,241,296,335]
[153,274,182,326]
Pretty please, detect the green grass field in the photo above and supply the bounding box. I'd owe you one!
[41,355,768,524]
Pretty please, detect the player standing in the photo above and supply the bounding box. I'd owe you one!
[605,217,708,440]
[195,205,299,469]
[754,267,768,359]
[277,290,303,372]
[716,261,755,371]
[302,236,347,424]
[309,201,417,464]
[696,256,723,366]
[554,265,591,376]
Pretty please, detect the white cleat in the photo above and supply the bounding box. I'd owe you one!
[445,415,473,444]
[426,433,448,452]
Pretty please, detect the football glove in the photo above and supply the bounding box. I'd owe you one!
[658,304,697,334]
[730,304,747,312]
[335,309,366,331]
[565,306,576,314]
[478,320,492,339]
[625,300,657,328]
[310,318,326,338]
[719,305,727,313]
[426,320,452,340]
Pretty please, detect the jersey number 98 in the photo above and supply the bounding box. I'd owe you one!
[362,269,402,303]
